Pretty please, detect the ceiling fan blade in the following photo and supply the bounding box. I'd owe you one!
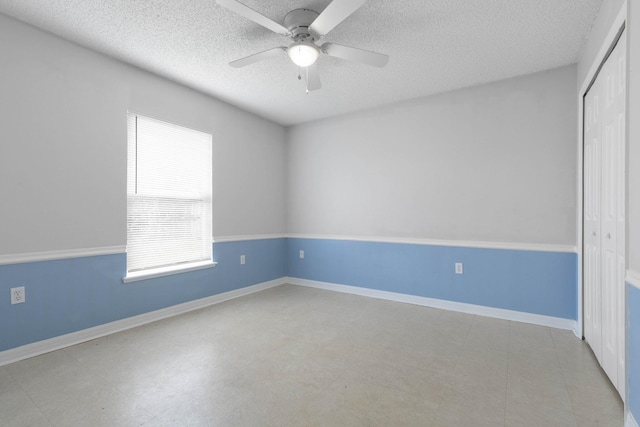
[322,43,389,67]
[229,47,286,68]
[309,0,366,37]
[216,0,289,35]
[306,63,322,92]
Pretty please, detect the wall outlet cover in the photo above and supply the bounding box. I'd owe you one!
[11,286,25,304]
[455,263,464,274]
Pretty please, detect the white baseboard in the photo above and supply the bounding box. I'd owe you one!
[286,277,577,331]
[0,278,284,367]
[627,269,640,290]
[572,324,582,339]
[627,412,639,427]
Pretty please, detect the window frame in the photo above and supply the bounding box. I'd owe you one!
[123,112,216,283]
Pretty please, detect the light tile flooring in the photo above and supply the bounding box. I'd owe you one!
[1,284,623,426]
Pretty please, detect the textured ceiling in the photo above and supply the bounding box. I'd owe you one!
[0,0,602,125]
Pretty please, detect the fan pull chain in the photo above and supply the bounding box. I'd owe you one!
[305,67,309,94]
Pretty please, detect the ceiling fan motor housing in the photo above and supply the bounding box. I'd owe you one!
[284,9,319,41]
[217,0,389,91]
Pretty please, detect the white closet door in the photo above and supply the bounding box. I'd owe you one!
[600,46,618,387]
[583,30,626,397]
[584,69,603,364]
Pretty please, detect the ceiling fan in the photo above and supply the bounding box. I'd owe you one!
[216,0,389,92]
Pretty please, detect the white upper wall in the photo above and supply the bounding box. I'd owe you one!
[0,13,286,256]
[287,66,577,246]
[628,0,640,274]
[0,9,587,254]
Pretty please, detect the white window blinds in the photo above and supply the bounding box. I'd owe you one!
[126,113,212,274]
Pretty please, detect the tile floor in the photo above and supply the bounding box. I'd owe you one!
[1,284,623,426]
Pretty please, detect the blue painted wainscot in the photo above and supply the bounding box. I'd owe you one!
[2,237,578,358]
[0,238,286,352]
[630,282,640,426]
[287,238,577,321]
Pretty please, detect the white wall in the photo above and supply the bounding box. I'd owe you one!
[629,0,640,274]
[0,13,286,256]
[287,66,577,246]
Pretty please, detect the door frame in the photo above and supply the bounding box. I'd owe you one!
[578,2,627,340]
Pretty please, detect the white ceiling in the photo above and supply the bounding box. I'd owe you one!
[0,0,602,126]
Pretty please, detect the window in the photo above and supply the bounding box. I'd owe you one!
[124,113,214,282]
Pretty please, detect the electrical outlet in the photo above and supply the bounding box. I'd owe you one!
[240,254,246,265]
[11,286,25,304]
[299,250,304,259]
[455,263,463,274]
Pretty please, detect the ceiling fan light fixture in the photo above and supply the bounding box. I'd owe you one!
[288,41,320,67]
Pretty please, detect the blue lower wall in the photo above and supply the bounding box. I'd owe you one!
[630,283,640,423]
[287,238,577,320]
[0,238,286,352]
[1,237,579,353]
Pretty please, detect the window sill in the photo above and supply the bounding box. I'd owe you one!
[122,260,217,284]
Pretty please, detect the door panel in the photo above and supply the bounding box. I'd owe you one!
[601,70,617,380]
[583,74,602,362]
[582,30,625,397]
